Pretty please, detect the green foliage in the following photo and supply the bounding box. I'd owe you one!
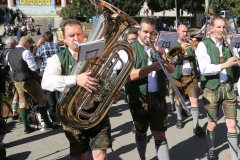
[60,5,78,20]
[221,0,240,18]
[146,0,204,17]
[72,0,95,18]
[0,8,5,19]
[3,83,13,104]
[105,0,144,16]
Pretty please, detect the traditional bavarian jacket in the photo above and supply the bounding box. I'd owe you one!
[125,40,167,102]
[171,42,198,79]
[201,38,233,90]
[57,48,76,76]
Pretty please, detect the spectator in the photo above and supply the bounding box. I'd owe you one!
[36,31,61,119]
[32,38,45,57]
[197,13,214,35]
[7,36,57,134]
[17,26,27,42]
[146,9,149,17]
[5,38,19,120]
[36,25,41,35]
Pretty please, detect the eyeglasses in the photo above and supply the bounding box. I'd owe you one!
[127,38,137,43]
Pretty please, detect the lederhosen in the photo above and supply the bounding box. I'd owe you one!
[201,38,237,121]
[125,40,168,133]
[171,42,200,98]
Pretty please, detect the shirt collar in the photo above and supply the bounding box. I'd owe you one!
[16,45,27,50]
[68,48,78,60]
[211,37,223,46]
[138,38,151,50]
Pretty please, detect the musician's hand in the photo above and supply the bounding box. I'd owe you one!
[221,57,238,69]
[150,61,162,71]
[113,90,122,101]
[181,43,190,50]
[76,71,99,92]
[155,46,165,55]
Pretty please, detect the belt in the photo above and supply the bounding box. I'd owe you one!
[147,91,159,97]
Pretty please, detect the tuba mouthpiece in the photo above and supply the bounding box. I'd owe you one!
[74,41,81,46]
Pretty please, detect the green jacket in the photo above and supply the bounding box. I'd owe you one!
[125,40,167,102]
[171,42,199,79]
[57,48,76,76]
[201,38,233,90]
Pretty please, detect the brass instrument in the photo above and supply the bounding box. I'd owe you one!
[221,33,240,66]
[57,0,138,130]
[185,36,199,51]
[146,38,191,116]
[166,46,185,65]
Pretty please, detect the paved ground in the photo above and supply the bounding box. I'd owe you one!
[1,86,240,160]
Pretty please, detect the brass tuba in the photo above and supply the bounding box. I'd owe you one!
[57,0,138,130]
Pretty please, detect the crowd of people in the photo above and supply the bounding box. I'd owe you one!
[0,9,239,160]
[4,7,40,37]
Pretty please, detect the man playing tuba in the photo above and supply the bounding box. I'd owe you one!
[42,19,121,160]
[170,24,205,136]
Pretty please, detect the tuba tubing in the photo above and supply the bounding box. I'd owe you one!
[57,0,138,130]
[146,38,191,116]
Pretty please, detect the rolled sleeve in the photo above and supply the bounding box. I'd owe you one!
[22,49,37,71]
[195,42,222,76]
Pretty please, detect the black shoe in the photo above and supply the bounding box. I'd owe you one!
[207,149,217,160]
[24,127,35,134]
[170,103,176,112]
[131,124,136,133]
[12,115,19,120]
[193,126,205,136]
[176,120,184,129]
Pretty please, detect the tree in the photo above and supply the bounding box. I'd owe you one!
[60,0,95,20]
[105,0,144,16]
[146,0,204,18]
[60,5,78,20]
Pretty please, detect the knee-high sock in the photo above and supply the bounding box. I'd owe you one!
[20,108,30,129]
[206,129,215,151]
[227,132,238,160]
[136,134,147,160]
[176,104,182,120]
[169,93,175,105]
[11,100,19,112]
[191,107,199,128]
[155,139,170,160]
[39,107,52,127]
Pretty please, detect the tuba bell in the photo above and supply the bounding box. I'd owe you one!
[57,0,138,130]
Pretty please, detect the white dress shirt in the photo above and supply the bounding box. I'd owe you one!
[7,46,37,71]
[138,38,159,92]
[110,49,129,80]
[41,48,77,93]
[195,37,228,82]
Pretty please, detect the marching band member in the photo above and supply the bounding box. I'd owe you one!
[125,17,174,160]
[171,24,205,136]
[42,19,121,160]
[195,16,238,160]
